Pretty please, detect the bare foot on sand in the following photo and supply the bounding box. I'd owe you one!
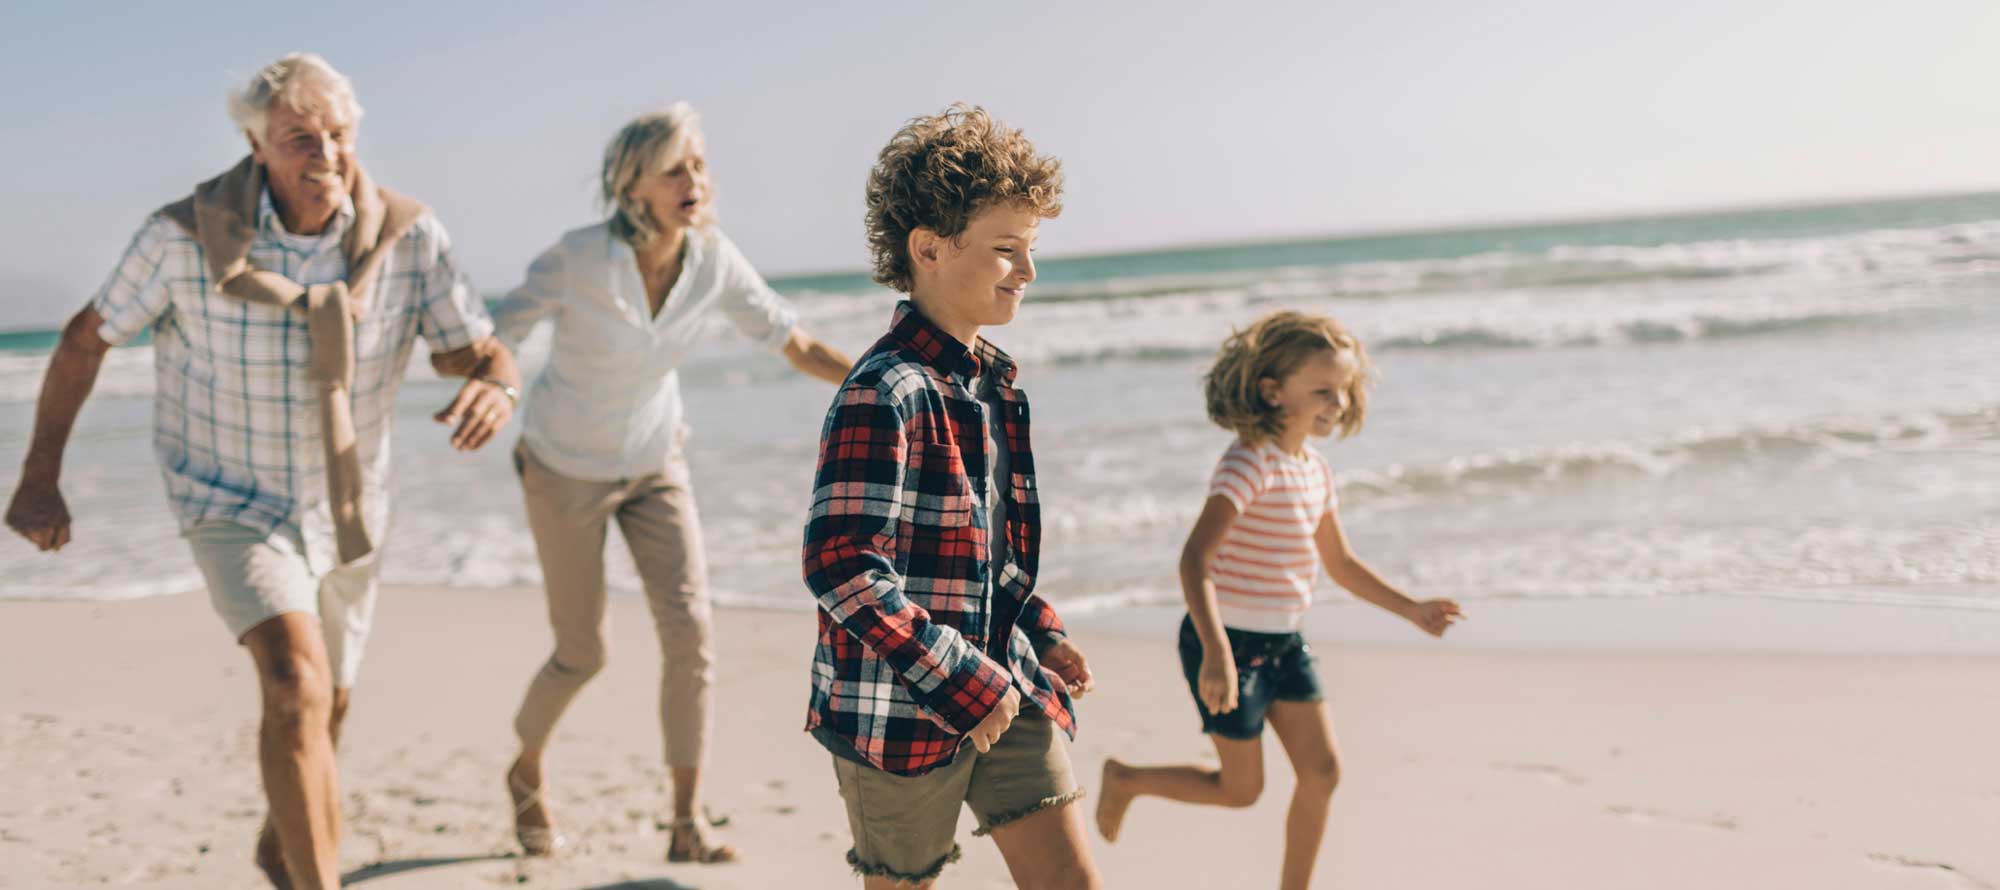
[1096,758,1135,843]
[254,820,292,890]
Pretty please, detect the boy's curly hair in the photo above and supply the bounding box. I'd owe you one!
[864,104,1064,293]
[1205,311,1374,446]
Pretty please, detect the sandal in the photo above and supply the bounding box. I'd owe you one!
[666,816,738,864]
[506,764,568,857]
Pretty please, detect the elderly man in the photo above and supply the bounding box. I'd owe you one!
[3,53,519,889]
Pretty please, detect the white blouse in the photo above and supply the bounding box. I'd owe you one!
[493,222,797,481]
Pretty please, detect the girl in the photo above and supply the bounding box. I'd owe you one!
[1095,310,1462,890]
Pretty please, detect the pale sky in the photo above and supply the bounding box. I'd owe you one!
[4,0,1998,328]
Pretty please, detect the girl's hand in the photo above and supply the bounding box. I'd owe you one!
[1405,598,1464,637]
[1198,654,1239,714]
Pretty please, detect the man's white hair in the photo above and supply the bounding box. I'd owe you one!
[227,53,364,144]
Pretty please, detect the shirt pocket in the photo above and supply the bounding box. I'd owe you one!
[909,442,976,528]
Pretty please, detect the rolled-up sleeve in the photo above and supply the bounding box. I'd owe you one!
[411,218,495,352]
[713,232,797,352]
[90,215,178,346]
[1017,594,1069,652]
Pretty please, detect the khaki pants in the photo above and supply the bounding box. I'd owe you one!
[511,443,714,767]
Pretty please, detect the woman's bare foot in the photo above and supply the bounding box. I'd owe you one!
[254,819,291,889]
[1095,758,1136,842]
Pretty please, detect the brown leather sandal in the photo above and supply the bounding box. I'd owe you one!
[507,767,568,858]
[666,816,738,864]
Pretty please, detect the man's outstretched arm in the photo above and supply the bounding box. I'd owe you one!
[6,306,113,551]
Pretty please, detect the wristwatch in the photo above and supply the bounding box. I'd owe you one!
[477,377,520,406]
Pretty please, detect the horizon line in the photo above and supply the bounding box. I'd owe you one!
[759,183,2000,284]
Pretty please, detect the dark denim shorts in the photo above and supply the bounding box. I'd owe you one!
[1178,613,1324,739]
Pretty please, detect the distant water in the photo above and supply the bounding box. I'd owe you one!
[4,193,1998,616]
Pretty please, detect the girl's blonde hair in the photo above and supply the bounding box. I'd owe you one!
[1204,311,1373,445]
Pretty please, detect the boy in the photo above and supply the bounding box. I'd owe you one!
[801,105,1103,890]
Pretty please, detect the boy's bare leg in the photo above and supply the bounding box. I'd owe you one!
[863,877,934,890]
[1095,735,1263,841]
[1265,701,1341,890]
[256,688,351,888]
[988,799,1104,890]
[243,613,341,890]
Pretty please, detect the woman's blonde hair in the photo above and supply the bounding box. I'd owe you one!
[1205,311,1373,445]
[601,102,712,247]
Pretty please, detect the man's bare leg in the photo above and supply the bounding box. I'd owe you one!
[243,614,341,889]
[256,688,349,888]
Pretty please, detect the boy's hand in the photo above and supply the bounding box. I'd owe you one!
[1041,639,1095,698]
[1404,598,1464,637]
[968,686,1021,753]
[1198,654,1238,715]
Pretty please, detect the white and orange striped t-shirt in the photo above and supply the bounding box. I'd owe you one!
[1206,439,1339,633]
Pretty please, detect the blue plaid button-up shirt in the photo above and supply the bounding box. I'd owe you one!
[91,191,493,573]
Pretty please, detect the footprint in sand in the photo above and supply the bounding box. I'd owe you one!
[1604,805,1737,831]
[1490,761,1588,786]
[1867,854,1997,890]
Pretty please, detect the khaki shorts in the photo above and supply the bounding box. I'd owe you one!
[185,520,381,688]
[832,711,1082,884]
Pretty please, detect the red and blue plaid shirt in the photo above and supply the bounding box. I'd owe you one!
[803,302,1075,776]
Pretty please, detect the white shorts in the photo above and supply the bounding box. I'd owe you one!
[184,520,381,688]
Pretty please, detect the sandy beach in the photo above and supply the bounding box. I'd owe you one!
[2,586,1996,889]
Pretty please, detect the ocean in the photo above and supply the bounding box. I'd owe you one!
[3,193,1997,617]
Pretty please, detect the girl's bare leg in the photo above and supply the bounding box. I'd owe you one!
[1095,734,1264,842]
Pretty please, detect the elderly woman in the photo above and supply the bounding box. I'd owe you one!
[493,103,850,862]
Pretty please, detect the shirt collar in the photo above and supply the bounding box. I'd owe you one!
[605,224,708,268]
[257,188,355,241]
[888,301,1019,387]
